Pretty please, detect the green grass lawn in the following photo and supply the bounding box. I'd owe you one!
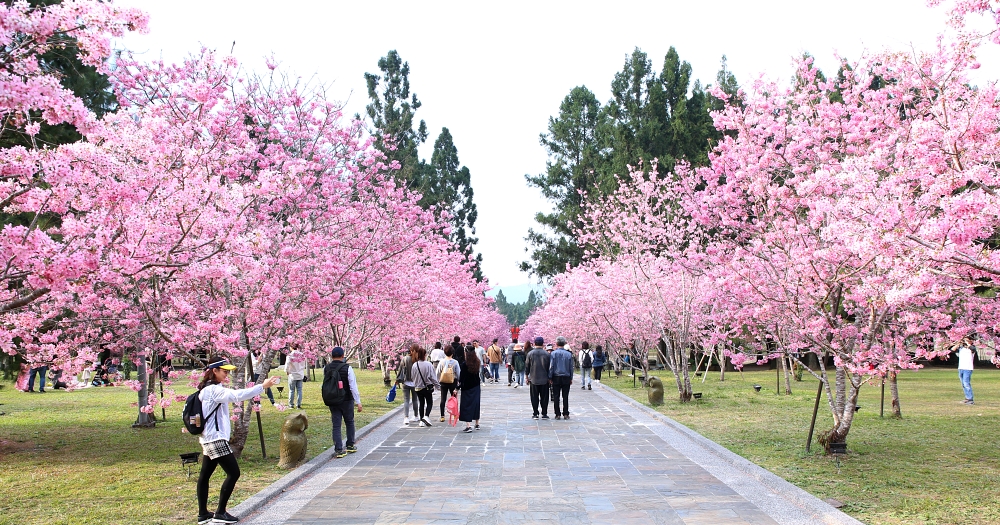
[4,365,996,524]
[601,367,1000,525]
[0,367,397,525]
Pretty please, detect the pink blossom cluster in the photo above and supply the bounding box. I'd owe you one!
[527,2,1000,440]
[0,1,507,430]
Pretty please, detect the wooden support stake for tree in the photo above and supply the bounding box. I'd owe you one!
[806,379,824,453]
[880,378,885,418]
[256,407,266,459]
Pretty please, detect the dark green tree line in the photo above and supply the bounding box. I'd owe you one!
[493,289,538,326]
[364,50,482,280]
[522,48,741,280]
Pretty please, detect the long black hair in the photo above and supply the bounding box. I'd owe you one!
[465,346,480,370]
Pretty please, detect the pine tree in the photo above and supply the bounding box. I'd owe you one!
[364,52,482,280]
[523,47,735,280]
[427,128,482,280]
[364,50,427,182]
[522,86,605,278]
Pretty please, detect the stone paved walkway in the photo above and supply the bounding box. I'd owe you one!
[239,381,861,525]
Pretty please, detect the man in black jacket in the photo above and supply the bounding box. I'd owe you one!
[525,337,552,420]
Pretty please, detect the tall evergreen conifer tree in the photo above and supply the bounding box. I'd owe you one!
[522,47,736,280]
[365,51,482,280]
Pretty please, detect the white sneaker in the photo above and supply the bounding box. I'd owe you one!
[419,420,428,427]
[421,418,433,427]
[403,417,410,426]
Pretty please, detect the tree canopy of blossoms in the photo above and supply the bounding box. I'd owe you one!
[0,0,506,452]
[526,0,1000,449]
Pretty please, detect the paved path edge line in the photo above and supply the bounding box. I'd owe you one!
[598,382,863,524]
[230,403,403,519]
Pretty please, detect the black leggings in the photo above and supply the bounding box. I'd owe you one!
[416,388,434,418]
[197,452,240,515]
[594,366,604,380]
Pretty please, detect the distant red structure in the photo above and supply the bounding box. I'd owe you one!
[510,326,520,342]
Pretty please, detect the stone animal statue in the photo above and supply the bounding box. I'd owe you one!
[647,376,664,406]
[278,412,308,469]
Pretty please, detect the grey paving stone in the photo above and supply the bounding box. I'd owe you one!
[239,381,862,525]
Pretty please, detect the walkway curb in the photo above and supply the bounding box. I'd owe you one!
[230,404,403,519]
[597,382,863,525]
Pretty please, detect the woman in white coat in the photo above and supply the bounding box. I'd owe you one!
[195,359,279,525]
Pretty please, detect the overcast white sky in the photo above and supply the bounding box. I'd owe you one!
[116,1,997,291]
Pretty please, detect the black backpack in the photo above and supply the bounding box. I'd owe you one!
[582,351,593,368]
[322,361,348,405]
[182,390,220,435]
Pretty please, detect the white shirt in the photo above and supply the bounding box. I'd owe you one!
[958,345,975,371]
[198,383,264,444]
[285,351,307,381]
[429,348,446,363]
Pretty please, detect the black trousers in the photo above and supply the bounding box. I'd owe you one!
[197,452,240,515]
[416,388,434,418]
[530,383,549,417]
[507,366,514,384]
[439,382,457,417]
[552,376,571,416]
[594,366,604,380]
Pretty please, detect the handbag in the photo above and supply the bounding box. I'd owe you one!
[385,384,397,402]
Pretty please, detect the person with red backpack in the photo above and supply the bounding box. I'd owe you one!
[436,345,460,423]
[194,359,279,525]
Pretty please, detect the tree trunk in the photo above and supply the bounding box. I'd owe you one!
[781,353,792,395]
[889,370,902,418]
[679,344,693,402]
[819,372,861,453]
[834,365,847,416]
[133,350,155,427]
[718,347,726,382]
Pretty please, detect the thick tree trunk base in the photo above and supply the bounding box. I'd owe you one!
[817,428,848,454]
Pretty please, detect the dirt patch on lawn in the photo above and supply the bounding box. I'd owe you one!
[0,438,35,458]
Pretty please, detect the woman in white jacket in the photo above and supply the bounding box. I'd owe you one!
[195,359,279,525]
[285,348,307,409]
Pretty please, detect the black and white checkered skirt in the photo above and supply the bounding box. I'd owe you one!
[201,439,233,460]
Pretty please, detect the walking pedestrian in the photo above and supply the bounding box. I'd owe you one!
[506,339,518,386]
[323,346,363,459]
[550,336,574,419]
[579,342,594,391]
[395,346,419,426]
[593,345,607,382]
[195,359,280,524]
[459,345,482,432]
[475,341,488,383]
[250,351,276,405]
[487,339,503,384]
[437,346,460,422]
[430,342,446,369]
[285,346,307,409]
[955,337,976,404]
[411,345,440,426]
[451,336,466,367]
[525,337,551,420]
[512,343,526,387]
